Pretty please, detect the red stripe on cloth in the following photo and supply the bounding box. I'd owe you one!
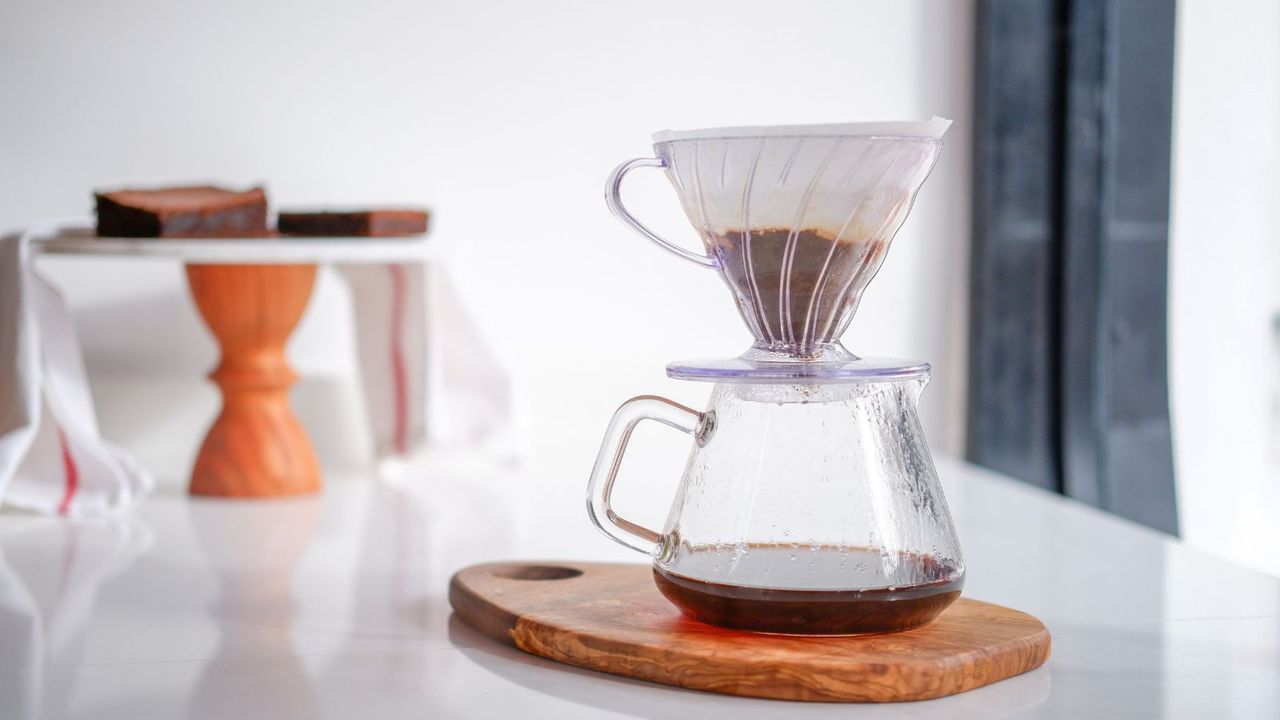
[56,429,79,515]
[388,265,409,454]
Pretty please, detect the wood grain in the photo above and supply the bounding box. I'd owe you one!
[450,561,1051,703]
[185,263,320,498]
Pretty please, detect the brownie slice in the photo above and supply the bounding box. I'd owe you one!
[277,210,429,237]
[95,185,269,238]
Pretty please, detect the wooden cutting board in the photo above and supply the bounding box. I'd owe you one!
[449,561,1051,703]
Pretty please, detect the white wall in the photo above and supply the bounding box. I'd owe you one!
[10,0,1274,582]
[1170,0,1280,576]
[0,0,975,486]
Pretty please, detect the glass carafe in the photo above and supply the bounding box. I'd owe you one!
[587,373,963,635]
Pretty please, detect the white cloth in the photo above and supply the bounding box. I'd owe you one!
[0,223,517,516]
[340,261,517,460]
[0,227,154,516]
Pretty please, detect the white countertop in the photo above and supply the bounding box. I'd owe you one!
[1,453,1277,719]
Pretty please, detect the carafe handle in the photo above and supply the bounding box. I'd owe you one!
[586,395,713,555]
[606,158,719,268]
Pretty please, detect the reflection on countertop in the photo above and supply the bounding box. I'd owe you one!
[0,517,152,720]
[185,496,320,720]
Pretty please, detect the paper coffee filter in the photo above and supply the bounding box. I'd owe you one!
[654,121,947,238]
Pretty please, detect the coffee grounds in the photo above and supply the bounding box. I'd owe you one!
[708,228,886,351]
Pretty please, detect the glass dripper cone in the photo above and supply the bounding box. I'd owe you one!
[609,120,950,366]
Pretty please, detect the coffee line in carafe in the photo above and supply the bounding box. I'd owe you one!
[661,543,960,590]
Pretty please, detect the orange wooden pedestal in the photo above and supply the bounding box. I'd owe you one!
[185,264,321,498]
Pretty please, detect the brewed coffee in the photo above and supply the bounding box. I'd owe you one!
[654,545,961,635]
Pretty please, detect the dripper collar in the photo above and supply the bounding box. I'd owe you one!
[666,355,930,384]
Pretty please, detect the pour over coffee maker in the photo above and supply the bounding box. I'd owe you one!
[587,120,962,635]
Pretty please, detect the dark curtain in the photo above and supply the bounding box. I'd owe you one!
[968,0,1179,534]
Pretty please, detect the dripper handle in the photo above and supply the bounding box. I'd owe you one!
[587,395,713,555]
[606,158,719,268]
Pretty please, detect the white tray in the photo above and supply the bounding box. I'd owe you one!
[30,225,436,264]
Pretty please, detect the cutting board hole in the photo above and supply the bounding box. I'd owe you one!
[491,565,583,581]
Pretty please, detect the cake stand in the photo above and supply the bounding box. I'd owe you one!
[31,225,436,499]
